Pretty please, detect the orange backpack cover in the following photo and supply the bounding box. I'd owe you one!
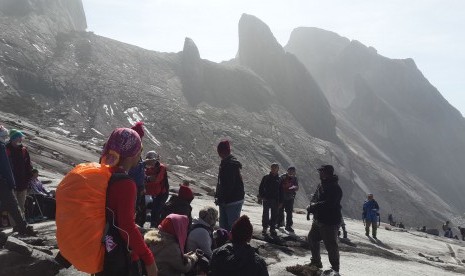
[55,162,111,273]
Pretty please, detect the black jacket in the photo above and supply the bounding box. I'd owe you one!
[215,155,245,204]
[211,243,269,276]
[159,195,193,226]
[258,173,282,202]
[309,175,342,226]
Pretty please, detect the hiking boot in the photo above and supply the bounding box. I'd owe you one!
[285,226,294,233]
[270,229,277,236]
[309,260,323,269]
[372,235,377,239]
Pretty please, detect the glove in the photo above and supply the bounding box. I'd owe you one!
[306,204,313,220]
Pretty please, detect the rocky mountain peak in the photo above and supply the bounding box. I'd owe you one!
[182,37,201,61]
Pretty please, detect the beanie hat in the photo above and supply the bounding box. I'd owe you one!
[0,125,9,141]
[9,129,24,142]
[199,207,218,227]
[178,185,194,202]
[217,140,231,156]
[131,121,145,139]
[231,215,253,244]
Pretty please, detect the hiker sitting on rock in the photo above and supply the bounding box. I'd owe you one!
[363,193,380,239]
[306,164,342,273]
[211,215,268,276]
[442,221,453,238]
[186,206,219,259]
[159,184,194,228]
[28,168,56,219]
[258,163,282,236]
[145,214,198,276]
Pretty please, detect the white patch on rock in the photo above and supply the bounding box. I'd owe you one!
[32,44,44,53]
[196,109,205,115]
[0,76,8,87]
[103,104,110,116]
[91,128,104,136]
[50,127,70,135]
[144,127,161,146]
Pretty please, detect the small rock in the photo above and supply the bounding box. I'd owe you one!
[418,253,425,257]
[5,236,33,256]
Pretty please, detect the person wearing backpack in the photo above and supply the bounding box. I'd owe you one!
[362,193,380,239]
[159,184,194,227]
[186,206,219,259]
[215,140,245,231]
[145,151,170,227]
[0,125,36,236]
[99,128,158,276]
[6,129,33,217]
[258,163,282,236]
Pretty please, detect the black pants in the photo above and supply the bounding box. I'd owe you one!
[135,188,146,227]
[308,221,340,271]
[262,199,278,229]
[31,194,56,219]
[278,198,294,227]
[0,179,27,230]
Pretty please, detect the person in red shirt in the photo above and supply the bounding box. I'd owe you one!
[100,128,158,276]
[144,151,169,227]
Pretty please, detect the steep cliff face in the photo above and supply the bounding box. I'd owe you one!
[286,27,465,212]
[237,14,338,143]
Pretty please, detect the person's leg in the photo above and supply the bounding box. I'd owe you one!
[219,205,228,230]
[150,193,168,227]
[262,200,270,231]
[372,222,378,238]
[365,221,371,236]
[308,222,322,266]
[0,183,29,232]
[270,199,278,231]
[225,202,243,231]
[320,223,340,272]
[15,189,27,217]
[277,205,284,228]
[285,199,294,230]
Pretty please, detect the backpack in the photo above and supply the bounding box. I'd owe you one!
[56,163,114,274]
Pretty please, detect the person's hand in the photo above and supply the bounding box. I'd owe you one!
[214,198,219,206]
[145,262,158,276]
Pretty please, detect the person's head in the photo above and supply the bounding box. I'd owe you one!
[367,193,374,200]
[182,180,190,186]
[287,166,296,177]
[0,125,9,143]
[9,129,24,147]
[31,168,39,179]
[317,164,334,180]
[158,214,189,254]
[131,121,145,139]
[144,150,160,168]
[199,207,219,228]
[231,215,253,245]
[178,184,194,202]
[217,140,231,159]
[100,128,142,170]
[270,163,279,175]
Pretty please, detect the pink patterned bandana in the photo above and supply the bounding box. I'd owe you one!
[101,128,141,167]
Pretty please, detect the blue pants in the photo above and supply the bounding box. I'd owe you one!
[150,192,169,227]
[219,201,243,231]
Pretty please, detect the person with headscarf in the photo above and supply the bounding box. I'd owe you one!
[145,214,198,276]
[159,184,194,227]
[0,125,36,236]
[210,215,268,276]
[100,128,158,276]
[215,140,245,231]
[186,207,219,259]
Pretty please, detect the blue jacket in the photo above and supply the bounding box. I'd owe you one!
[362,199,379,222]
[0,141,16,189]
[128,160,145,190]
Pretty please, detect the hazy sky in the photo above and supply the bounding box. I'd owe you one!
[82,0,464,116]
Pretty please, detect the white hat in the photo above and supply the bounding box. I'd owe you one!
[145,150,160,161]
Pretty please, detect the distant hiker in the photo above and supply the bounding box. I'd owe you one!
[421,226,427,232]
[211,215,268,276]
[99,128,158,276]
[388,213,396,226]
[459,226,465,241]
[144,150,170,227]
[145,214,198,276]
[215,140,245,231]
[159,184,194,227]
[186,207,219,259]
[258,163,282,236]
[442,221,453,238]
[362,193,380,239]
[128,121,148,227]
[0,125,36,236]
[398,222,405,229]
[306,164,342,273]
[29,168,56,219]
[6,129,33,217]
[338,217,348,239]
[277,166,299,233]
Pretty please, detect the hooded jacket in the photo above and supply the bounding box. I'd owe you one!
[186,217,214,258]
[211,243,268,276]
[362,199,379,222]
[215,155,245,204]
[159,195,193,226]
[309,175,342,226]
[258,172,282,202]
[0,141,16,189]
[6,142,32,191]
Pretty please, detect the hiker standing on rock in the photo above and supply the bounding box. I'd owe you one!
[306,164,342,273]
[277,166,299,232]
[362,193,380,239]
[6,129,33,217]
[0,126,36,236]
[215,140,245,231]
[258,163,282,236]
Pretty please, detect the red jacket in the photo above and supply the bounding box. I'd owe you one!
[107,167,154,265]
[6,143,32,191]
[145,164,168,196]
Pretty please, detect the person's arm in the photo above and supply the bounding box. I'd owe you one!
[109,179,155,266]
[258,176,266,199]
[293,176,299,191]
[166,245,197,273]
[0,143,16,189]
[24,148,33,182]
[311,185,342,211]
